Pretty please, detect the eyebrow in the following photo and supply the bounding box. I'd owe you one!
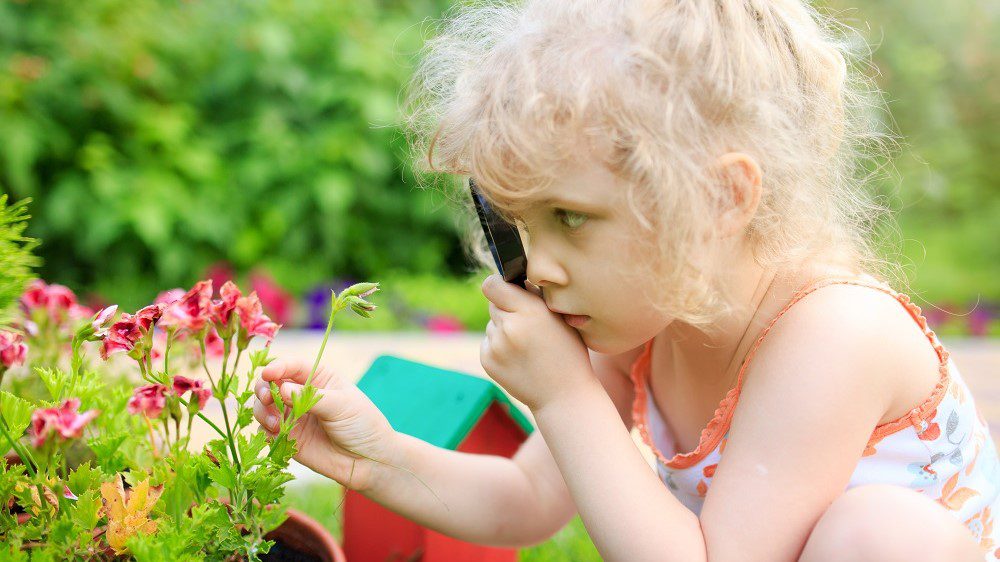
[537,197,605,212]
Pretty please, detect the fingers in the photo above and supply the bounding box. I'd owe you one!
[261,360,311,384]
[278,382,309,405]
[488,302,504,328]
[255,380,273,405]
[253,398,280,434]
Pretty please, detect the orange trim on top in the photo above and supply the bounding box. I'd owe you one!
[629,277,953,470]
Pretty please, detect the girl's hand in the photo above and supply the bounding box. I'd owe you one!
[480,274,595,412]
[253,360,397,493]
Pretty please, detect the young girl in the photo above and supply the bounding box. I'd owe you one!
[254,0,999,559]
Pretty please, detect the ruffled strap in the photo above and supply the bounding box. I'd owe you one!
[629,275,952,469]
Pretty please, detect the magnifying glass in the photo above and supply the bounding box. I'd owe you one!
[469,177,528,289]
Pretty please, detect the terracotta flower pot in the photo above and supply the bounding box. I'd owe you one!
[264,508,346,562]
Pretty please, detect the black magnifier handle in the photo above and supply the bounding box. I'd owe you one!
[469,178,528,289]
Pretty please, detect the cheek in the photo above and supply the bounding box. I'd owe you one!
[583,297,672,355]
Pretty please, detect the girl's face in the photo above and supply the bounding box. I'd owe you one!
[516,159,674,355]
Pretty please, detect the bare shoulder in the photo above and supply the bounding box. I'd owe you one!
[699,282,930,559]
[757,281,942,424]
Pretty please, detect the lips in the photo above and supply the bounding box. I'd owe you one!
[560,313,590,328]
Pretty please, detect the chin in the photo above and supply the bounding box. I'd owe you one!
[582,333,626,355]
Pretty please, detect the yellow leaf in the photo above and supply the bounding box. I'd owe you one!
[100,474,163,554]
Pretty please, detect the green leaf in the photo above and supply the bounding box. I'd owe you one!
[269,382,285,416]
[243,464,293,506]
[266,433,296,466]
[37,367,69,402]
[87,432,128,473]
[237,432,268,468]
[290,385,320,420]
[72,490,101,530]
[67,462,104,496]
[207,456,237,491]
[0,461,26,506]
[249,349,274,369]
[235,405,254,430]
[0,390,33,437]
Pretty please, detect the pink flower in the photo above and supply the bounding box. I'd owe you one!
[172,376,211,410]
[211,281,242,328]
[154,288,186,306]
[30,398,99,448]
[91,305,118,338]
[100,313,144,360]
[250,272,294,326]
[0,331,27,368]
[45,284,77,312]
[127,384,167,418]
[236,292,281,345]
[21,280,48,309]
[205,328,224,358]
[134,304,163,332]
[21,280,80,322]
[160,281,213,333]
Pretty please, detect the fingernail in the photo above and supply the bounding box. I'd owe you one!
[257,387,268,401]
[266,414,277,428]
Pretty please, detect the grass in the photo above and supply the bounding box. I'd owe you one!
[283,482,602,561]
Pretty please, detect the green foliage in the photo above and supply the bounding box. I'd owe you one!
[0,0,460,310]
[822,0,999,302]
[0,195,39,327]
[0,391,33,437]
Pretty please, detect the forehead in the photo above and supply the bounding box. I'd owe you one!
[525,158,621,210]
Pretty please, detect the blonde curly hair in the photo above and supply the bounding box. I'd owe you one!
[401,0,905,329]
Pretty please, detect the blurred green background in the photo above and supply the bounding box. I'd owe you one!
[0,0,997,335]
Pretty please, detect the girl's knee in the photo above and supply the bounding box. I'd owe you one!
[799,484,984,562]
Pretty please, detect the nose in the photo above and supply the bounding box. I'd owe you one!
[525,237,569,288]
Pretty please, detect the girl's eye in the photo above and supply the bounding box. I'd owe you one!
[555,209,588,230]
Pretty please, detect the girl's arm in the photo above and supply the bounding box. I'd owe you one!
[535,285,926,561]
[533,373,707,561]
[362,347,640,548]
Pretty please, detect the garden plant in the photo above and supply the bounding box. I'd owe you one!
[0,210,382,560]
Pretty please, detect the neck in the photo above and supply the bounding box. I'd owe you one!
[660,247,777,387]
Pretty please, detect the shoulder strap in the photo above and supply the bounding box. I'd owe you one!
[732,274,947,393]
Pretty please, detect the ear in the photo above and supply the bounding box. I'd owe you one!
[714,152,762,237]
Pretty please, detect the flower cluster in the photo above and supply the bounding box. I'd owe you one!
[21,279,93,327]
[127,376,210,418]
[0,274,381,560]
[98,280,280,366]
[29,398,99,448]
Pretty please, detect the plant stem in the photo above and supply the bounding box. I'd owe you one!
[185,412,194,447]
[0,414,37,477]
[161,417,172,451]
[195,411,228,441]
[305,297,344,388]
[231,348,243,393]
[198,340,217,389]
[163,330,174,375]
[206,339,241,473]
[143,415,160,457]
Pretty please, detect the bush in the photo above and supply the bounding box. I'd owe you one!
[0,0,464,310]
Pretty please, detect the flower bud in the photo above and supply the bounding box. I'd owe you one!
[341,282,379,299]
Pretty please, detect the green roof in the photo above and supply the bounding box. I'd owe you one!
[357,355,535,450]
